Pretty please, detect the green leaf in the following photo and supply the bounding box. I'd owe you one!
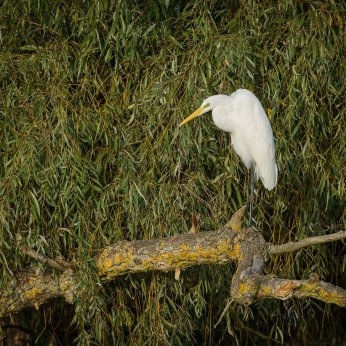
[29,190,40,216]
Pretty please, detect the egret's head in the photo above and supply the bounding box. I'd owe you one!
[179,95,229,126]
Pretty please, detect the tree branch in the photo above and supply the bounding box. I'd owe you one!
[1,208,345,318]
[21,245,68,272]
[96,227,241,282]
[0,210,246,318]
[16,234,77,272]
[0,267,77,318]
[269,231,346,255]
[257,275,346,307]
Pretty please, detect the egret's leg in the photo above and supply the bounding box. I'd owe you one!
[249,167,255,228]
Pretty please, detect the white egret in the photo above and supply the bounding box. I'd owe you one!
[180,89,277,228]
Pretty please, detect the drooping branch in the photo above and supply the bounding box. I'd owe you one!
[1,207,345,318]
[269,231,346,255]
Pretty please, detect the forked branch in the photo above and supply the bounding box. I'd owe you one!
[1,207,345,318]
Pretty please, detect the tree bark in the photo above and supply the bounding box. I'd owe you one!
[1,208,345,318]
[96,226,242,282]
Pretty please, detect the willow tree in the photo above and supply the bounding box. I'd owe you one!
[0,0,345,345]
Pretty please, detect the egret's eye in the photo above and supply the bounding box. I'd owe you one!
[202,103,211,109]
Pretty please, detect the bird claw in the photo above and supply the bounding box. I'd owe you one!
[247,225,259,233]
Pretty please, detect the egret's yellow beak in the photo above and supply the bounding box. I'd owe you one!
[179,107,203,126]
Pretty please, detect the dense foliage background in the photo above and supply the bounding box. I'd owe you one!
[1,0,346,344]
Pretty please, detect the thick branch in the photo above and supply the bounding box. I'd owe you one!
[1,216,243,318]
[269,230,346,255]
[0,268,76,318]
[1,226,242,317]
[257,276,346,307]
[95,207,247,282]
[96,228,241,282]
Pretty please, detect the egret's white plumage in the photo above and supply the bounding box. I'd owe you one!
[180,88,277,227]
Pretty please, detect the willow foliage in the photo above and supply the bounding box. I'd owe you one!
[0,0,345,345]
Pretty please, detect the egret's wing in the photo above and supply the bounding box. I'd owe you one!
[230,90,277,190]
[249,99,277,190]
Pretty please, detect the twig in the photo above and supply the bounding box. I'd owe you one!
[16,234,76,272]
[55,257,78,271]
[238,319,287,345]
[214,299,233,328]
[188,213,202,234]
[225,205,247,231]
[22,245,67,272]
[269,230,346,255]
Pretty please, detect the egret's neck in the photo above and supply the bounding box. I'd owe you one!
[212,105,234,133]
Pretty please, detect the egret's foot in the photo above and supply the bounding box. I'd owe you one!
[247,224,259,232]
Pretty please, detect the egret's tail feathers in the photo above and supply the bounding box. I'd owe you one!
[257,163,278,191]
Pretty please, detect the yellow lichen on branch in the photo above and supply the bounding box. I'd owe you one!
[256,278,346,307]
[96,230,242,281]
[2,207,346,319]
[299,282,345,306]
